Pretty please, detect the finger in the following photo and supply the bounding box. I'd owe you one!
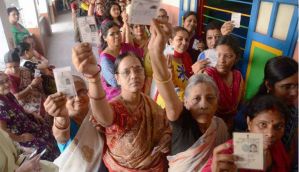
[199,59,210,65]
[213,142,231,155]
[216,162,236,172]
[215,154,235,163]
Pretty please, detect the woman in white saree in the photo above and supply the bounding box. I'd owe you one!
[44,76,104,172]
[148,19,229,171]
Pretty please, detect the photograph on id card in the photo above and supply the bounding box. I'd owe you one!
[53,67,77,97]
[233,132,264,170]
[129,0,161,25]
[77,16,100,46]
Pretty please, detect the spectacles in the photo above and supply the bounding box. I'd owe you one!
[117,66,144,78]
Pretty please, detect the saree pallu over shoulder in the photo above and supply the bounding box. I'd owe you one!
[167,117,229,172]
[205,67,244,117]
[54,112,104,172]
[103,93,171,171]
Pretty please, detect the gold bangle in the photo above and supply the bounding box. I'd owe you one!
[88,92,106,101]
[153,73,172,84]
[54,117,69,130]
[86,76,101,83]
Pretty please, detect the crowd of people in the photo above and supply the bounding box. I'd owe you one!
[1,0,297,172]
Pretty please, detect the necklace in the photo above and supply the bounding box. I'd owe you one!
[120,96,141,114]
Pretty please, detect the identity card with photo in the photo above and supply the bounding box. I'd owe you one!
[129,0,161,25]
[53,67,77,97]
[231,13,241,28]
[77,16,100,46]
[233,132,264,170]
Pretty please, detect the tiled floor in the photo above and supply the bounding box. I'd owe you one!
[47,12,99,76]
[46,12,79,74]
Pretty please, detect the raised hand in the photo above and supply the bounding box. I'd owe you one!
[148,19,171,57]
[192,59,210,74]
[221,21,234,36]
[211,143,237,172]
[72,43,99,77]
[30,77,42,88]
[44,92,67,117]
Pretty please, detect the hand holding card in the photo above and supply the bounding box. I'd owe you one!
[53,67,77,98]
[231,13,241,28]
[77,16,100,46]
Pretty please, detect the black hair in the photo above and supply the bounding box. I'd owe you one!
[103,1,122,24]
[99,20,120,50]
[22,35,34,42]
[183,11,197,22]
[16,42,31,57]
[114,51,143,74]
[4,49,20,64]
[205,21,222,33]
[171,26,189,39]
[244,95,289,122]
[216,35,241,62]
[257,56,298,95]
[7,7,19,15]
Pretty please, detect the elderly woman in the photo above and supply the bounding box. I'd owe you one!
[148,19,228,171]
[7,7,30,46]
[202,95,291,172]
[44,75,103,171]
[72,43,171,171]
[4,50,48,124]
[0,72,59,161]
[255,56,298,171]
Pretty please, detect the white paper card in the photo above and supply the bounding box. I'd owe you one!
[192,39,200,50]
[129,0,161,25]
[53,67,77,97]
[233,132,264,170]
[205,49,217,67]
[77,16,100,46]
[231,13,241,28]
[163,44,174,56]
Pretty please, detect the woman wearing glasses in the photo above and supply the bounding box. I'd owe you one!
[72,43,171,171]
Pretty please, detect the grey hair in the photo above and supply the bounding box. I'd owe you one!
[72,75,87,89]
[184,74,219,98]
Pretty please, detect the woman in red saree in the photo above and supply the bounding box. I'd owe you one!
[204,35,244,131]
[202,95,290,172]
[4,50,49,124]
[72,43,171,171]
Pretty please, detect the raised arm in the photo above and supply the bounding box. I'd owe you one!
[148,20,183,121]
[44,92,70,143]
[88,0,96,16]
[72,43,114,127]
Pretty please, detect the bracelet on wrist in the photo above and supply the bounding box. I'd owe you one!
[54,117,69,130]
[83,65,101,79]
[153,73,172,84]
[88,92,106,101]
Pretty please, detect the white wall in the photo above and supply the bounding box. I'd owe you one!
[0,0,14,71]
[161,0,180,8]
